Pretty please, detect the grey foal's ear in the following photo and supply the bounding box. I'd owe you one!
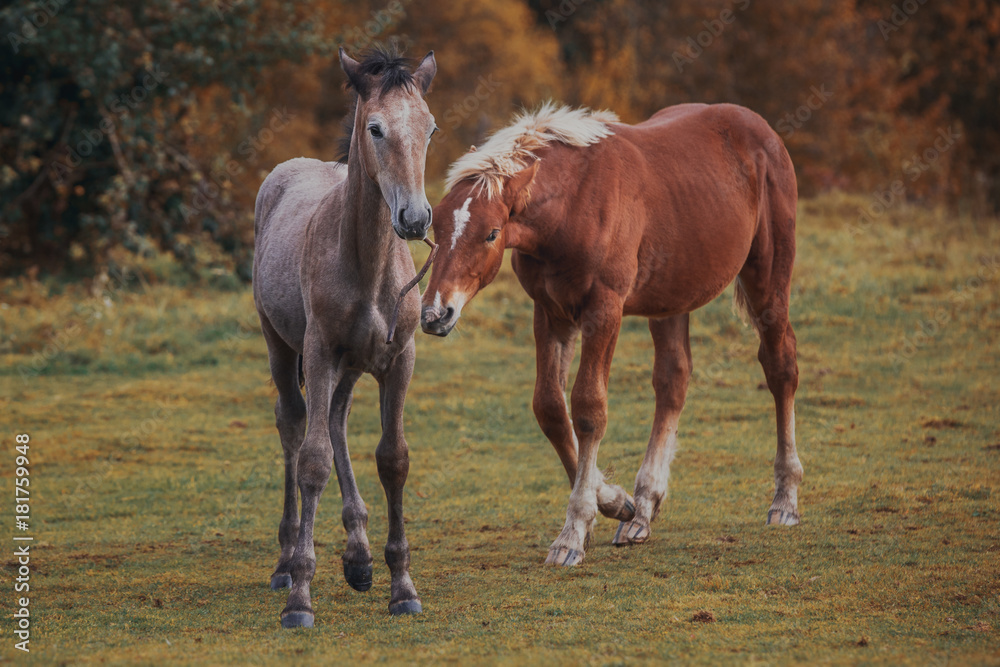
[413,51,437,96]
[339,47,369,97]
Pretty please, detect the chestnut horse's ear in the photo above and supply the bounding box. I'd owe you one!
[413,51,437,95]
[340,47,370,97]
[505,160,540,214]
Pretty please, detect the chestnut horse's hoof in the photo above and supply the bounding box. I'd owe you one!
[612,519,650,546]
[280,610,315,629]
[270,573,292,590]
[545,546,585,567]
[766,509,800,526]
[389,599,423,616]
[597,487,636,522]
[343,561,373,592]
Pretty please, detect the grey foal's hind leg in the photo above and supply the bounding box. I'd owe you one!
[376,343,421,614]
[261,318,307,590]
[614,314,691,546]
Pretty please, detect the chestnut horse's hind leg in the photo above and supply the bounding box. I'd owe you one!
[260,317,307,591]
[546,295,626,566]
[375,342,421,614]
[736,203,802,525]
[613,314,692,546]
[756,312,802,526]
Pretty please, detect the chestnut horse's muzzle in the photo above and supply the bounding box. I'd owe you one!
[420,304,456,336]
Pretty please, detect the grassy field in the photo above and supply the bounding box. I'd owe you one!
[1,194,998,665]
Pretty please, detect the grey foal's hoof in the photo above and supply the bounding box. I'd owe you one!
[280,611,315,629]
[389,599,422,616]
[343,562,373,592]
[766,509,800,526]
[270,573,292,590]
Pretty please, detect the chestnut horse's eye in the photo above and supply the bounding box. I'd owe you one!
[485,229,499,243]
[369,125,383,138]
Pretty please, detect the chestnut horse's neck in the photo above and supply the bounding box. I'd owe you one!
[505,149,575,259]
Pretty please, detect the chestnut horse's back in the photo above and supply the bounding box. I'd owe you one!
[604,104,797,319]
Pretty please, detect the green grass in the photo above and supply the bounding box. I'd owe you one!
[1,194,998,665]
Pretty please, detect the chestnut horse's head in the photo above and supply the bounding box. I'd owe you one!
[421,161,539,335]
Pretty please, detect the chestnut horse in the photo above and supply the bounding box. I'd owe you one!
[253,47,437,625]
[421,103,802,566]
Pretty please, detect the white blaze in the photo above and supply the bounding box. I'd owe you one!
[450,197,473,250]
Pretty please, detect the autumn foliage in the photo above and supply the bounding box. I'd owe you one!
[1,0,997,277]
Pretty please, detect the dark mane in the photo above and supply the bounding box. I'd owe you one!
[336,45,415,163]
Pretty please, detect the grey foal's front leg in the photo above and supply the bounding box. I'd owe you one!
[280,344,339,629]
[328,370,374,592]
[376,343,421,614]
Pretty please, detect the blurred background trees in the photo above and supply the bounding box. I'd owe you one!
[1,0,997,279]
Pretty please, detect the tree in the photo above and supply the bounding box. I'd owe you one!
[0,0,333,276]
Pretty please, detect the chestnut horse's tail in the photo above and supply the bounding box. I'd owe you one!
[732,149,769,335]
[733,276,757,334]
[732,133,797,337]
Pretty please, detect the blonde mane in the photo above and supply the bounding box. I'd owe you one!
[444,102,619,200]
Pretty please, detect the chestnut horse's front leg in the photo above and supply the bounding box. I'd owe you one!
[532,305,635,551]
[545,293,627,566]
[531,306,580,483]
